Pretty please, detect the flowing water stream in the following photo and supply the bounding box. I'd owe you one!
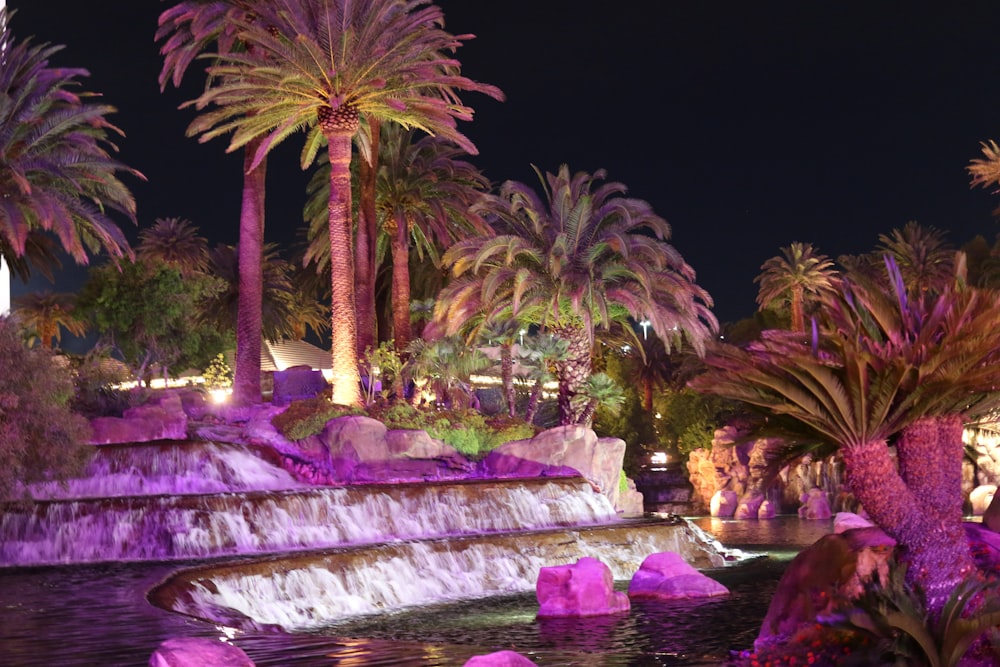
[0,439,833,666]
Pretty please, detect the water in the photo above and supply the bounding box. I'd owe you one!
[0,440,835,666]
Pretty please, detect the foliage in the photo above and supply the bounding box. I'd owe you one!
[69,344,145,418]
[271,395,363,442]
[360,341,403,406]
[0,16,140,268]
[12,290,86,350]
[838,561,1000,667]
[754,241,838,333]
[77,259,227,384]
[202,353,233,391]
[0,317,91,499]
[653,388,737,458]
[405,336,491,409]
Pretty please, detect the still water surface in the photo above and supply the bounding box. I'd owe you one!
[0,516,833,667]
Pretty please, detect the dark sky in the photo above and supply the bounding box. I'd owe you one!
[10,1,1000,324]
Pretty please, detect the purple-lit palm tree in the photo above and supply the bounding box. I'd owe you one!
[437,165,718,425]
[0,19,138,270]
[12,290,86,350]
[186,0,502,406]
[137,217,210,277]
[692,256,1000,620]
[158,0,269,404]
[877,221,954,296]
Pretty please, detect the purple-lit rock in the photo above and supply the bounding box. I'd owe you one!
[833,511,873,533]
[969,484,997,516]
[149,637,254,667]
[627,551,729,600]
[482,425,627,510]
[734,491,764,519]
[536,557,630,618]
[89,393,188,444]
[710,489,737,517]
[797,487,832,520]
[463,650,538,666]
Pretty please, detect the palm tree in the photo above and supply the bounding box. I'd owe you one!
[158,0,269,404]
[12,291,85,350]
[754,242,838,333]
[437,165,717,425]
[202,243,328,342]
[0,20,139,268]
[516,332,569,425]
[968,139,1000,192]
[405,335,490,409]
[137,217,210,277]
[876,221,954,295]
[478,316,524,418]
[304,123,491,354]
[184,0,503,407]
[576,372,625,428]
[692,256,1000,620]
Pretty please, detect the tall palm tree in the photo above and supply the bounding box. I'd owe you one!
[437,165,717,425]
[137,217,210,277]
[692,256,1000,619]
[304,123,491,355]
[754,242,838,333]
[478,316,524,418]
[184,0,502,407]
[515,332,568,425]
[12,290,85,350]
[158,0,270,404]
[0,20,139,268]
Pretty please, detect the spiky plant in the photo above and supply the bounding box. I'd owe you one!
[754,241,839,333]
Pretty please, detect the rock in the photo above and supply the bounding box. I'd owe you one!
[758,499,777,519]
[833,511,873,533]
[710,489,738,517]
[797,487,832,520]
[89,393,188,444]
[482,426,625,510]
[617,476,645,516]
[149,637,254,667]
[463,650,538,666]
[627,551,729,600]
[986,493,1000,534]
[271,366,327,406]
[755,527,896,651]
[536,557,630,618]
[969,485,997,516]
[734,491,764,519]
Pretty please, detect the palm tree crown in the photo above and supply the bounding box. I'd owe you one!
[754,241,838,333]
[0,22,140,266]
[437,164,717,424]
[137,217,210,277]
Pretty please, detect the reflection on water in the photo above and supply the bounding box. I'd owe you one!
[0,516,829,666]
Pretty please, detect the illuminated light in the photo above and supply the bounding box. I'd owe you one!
[210,388,230,404]
[650,451,668,465]
[621,344,631,353]
[639,319,651,340]
[519,328,527,345]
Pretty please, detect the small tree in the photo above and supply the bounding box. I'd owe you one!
[0,316,91,499]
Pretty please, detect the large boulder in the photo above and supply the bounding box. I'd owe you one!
[628,551,729,600]
[536,557,630,618]
[463,651,538,667]
[797,487,832,520]
[755,527,896,651]
[969,485,997,516]
[710,489,738,517]
[89,393,188,444]
[482,425,626,510]
[149,637,254,667]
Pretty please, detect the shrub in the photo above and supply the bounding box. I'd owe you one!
[272,396,362,441]
[0,316,92,499]
[70,345,145,418]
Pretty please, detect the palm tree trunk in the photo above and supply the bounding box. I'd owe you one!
[526,381,542,424]
[500,342,515,418]
[840,438,974,619]
[643,376,654,412]
[325,131,362,407]
[790,285,805,333]
[552,323,591,425]
[390,211,413,354]
[896,415,965,524]
[355,119,380,358]
[232,146,266,404]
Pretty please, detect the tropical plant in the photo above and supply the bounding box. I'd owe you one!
[183,0,503,406]
[515,332,569,425]
[136,217,210,277]
[968,139,1000,193]
[158,0,270,404]
[437,165,717,425]
[691,255,1000,619]
[360,340,403,405]
[0,316,91,500]
[478,316,524,418]
[576,372,625,427]
[202,353,233,391]
[201,243,327,342]
[405,335,490,409]
[876,222,954,296]
[754,241,839,333]
[12,290,85,350]
[0,17,139,268]
[305,123,491,354]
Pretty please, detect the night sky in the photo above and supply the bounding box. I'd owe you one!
[9,1,1000,324]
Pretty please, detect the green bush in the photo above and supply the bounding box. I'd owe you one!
[0,317,92,499]
[272,396,362,441]
[70,345,145,418]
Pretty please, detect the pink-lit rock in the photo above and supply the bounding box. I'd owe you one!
[89,393,188,444]
[758,499,777,519]
[482,425,627,511]
[969,484,997,516]
[536,557,630,618]
[149,637,254,667]
[628,551,728,600]
[463,650,538,666]
[710,489,737,517]
[734,491,764,519]
[797,487,832,520]
[833,511,873,533]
